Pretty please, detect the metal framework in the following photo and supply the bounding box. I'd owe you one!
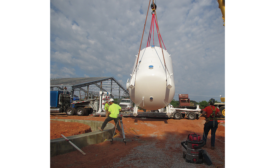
[50,77,129,100]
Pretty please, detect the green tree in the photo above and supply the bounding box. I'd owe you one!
[190,100,198,107]
[199,101,208,109]
[170,99,179,107]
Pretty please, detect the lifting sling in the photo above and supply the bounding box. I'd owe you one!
[205,106,217,127]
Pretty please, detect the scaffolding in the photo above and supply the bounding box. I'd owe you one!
[50,77,129,101]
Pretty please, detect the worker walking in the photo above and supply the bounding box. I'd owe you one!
[201,98,222,150]
[98,98,122,132]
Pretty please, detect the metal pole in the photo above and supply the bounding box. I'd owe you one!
[100,82,103,111]
[79,90,81,100]
[87,85,89,99]
[111,80,112,95]
[61,134,86,155]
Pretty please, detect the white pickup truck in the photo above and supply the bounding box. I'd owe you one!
[119,99,133,111]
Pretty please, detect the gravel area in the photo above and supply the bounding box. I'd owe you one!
[50,115,225,168]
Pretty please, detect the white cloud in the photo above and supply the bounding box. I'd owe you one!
[51,51,73,64]
[50,64,75,78]
[61,67,75,76]
[50,0,225,102]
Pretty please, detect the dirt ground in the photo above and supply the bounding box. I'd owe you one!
[50,114,225,168]
[50,120,92,139]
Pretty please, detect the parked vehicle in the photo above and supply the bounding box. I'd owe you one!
[178,94,197,109]
[50,90,71,113]
[50,90,110,116]
[119,98,133,111]
[122,94,201,120]
[214,96,225,118]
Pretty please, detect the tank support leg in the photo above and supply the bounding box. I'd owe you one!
[166,105,172,117]
[133,105,138,117]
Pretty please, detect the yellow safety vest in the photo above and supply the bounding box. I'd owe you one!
[108,103,121,118]
[104,103,109,111]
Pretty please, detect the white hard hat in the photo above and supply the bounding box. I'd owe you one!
[109,98,114,102]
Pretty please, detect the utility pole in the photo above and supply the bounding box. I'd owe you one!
[111,80,113,96]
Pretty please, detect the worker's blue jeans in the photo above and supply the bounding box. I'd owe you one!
[203,121,218,147]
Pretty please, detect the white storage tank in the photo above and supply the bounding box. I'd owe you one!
[126,46,175,110]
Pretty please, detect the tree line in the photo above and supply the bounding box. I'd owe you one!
[114,98,220,110]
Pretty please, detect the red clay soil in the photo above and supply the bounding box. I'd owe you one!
[50,115,225,168]
[50,120,91,139]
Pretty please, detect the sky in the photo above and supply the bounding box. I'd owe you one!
[50,0,225,102]
[2,1,275,167]
[0,0,275,167]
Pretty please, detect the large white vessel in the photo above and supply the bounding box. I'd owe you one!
[126,45,175,112]
[126,2,175,116]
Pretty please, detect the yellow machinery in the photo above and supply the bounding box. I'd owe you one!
[217,0,225,26]
[214,96,225,118]
[220,97,225,103]
[215,1,225,117]
[220,97,225,117]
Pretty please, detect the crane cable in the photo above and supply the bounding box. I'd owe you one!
[146,12,166,50]
[134,0,151,72]
[153,2,171,77]
[133,0,171,83]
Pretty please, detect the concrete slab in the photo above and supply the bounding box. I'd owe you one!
[50,119,115,157]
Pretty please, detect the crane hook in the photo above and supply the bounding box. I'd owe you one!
[151,2,157,13]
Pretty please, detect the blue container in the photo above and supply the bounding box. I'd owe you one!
[50,91,62,108]
[73,97,79,101]
[72,97,79,108]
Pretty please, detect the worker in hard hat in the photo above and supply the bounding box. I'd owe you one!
[201,98,222,150]
[98,98,122,132]
[104,100,110,117]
